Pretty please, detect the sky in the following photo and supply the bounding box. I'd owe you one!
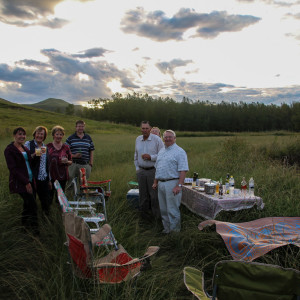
[0,0,300,106]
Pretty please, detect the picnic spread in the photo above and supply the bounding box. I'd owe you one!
[181,185,264,219]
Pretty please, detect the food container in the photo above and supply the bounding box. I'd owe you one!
[199,178,211,187]
[184,178,193,185]
[205,183,216,195]
[127,189,139,209]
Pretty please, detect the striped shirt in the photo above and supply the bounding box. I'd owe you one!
[66,132,95,164]
[155,143,189,180]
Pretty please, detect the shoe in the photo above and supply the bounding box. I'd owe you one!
[161,229,170,234]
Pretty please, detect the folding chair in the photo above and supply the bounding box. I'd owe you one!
[76,168,111,220]
[184,260,300,300]
[64,212,159,283]
[54,180,106,233]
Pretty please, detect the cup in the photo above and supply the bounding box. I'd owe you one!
[61,156,68,164]
[41,146,46,154]
[35,148,41,156]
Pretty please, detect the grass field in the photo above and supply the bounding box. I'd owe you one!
[0,127,300,299]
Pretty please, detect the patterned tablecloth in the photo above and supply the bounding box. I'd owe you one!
[181,185,264,219]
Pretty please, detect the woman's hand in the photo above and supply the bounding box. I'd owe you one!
[48,181,52,190]
[26,183,33,194]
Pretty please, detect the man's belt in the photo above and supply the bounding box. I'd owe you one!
[73,161,89,165]
[139,166,155,170]
[157,178,179,182]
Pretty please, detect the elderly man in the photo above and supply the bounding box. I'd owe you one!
[152,130,189,233]
[134,121,164,219]
[66,120,95,187]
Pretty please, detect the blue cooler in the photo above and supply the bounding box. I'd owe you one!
[127,189,139,209]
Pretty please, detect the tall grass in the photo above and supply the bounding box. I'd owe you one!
[0,134,299,299]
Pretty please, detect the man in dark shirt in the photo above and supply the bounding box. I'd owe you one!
[66,120,95,188]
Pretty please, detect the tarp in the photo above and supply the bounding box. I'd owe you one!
[198,217,300,261]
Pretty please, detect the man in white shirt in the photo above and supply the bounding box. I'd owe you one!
[134,121,164,219]
[153,130,189,233]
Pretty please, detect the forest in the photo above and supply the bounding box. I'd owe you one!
[77,93,300,132]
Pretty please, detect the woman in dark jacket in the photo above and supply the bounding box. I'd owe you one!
[4,127,39,234]
[25,126,51,216]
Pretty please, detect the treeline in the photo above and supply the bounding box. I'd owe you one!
[78,93,300,132]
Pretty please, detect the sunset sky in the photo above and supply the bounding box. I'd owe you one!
[1,0,300,105]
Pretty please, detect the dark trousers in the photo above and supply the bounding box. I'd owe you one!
[137,168,160,218]
[35,180,51,215]
[19,191,38,231]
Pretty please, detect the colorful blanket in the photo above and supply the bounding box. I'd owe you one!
[198,217,300,261]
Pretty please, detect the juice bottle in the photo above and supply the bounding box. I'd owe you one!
[215,181,219,195]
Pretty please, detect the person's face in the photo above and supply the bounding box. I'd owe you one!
[76,123,85,134]
[151,129,160,137]
[163,132,176,147]
[53,130,64,143]
[34,130,45,143]
[14,130,26,144]
[141,123,151,139]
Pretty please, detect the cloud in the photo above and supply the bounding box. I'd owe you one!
[121,7,260,41]
[285,12,300,20]
[134,78,300,105]
[237,0,300,7]
[72,48,110,58]
[0,0,91,28]
[193,11,261,38]
[155,59,193,75]
[0,48,138,103]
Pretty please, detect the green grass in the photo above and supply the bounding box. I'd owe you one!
[1,131,300,299]
[0,102,299,299]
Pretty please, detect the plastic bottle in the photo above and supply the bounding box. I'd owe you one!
[241,177,247,197]
[249,177,255,197]
[225,173,230,194]
[229,175,235,196]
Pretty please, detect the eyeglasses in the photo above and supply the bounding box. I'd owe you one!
[164,136,175,139]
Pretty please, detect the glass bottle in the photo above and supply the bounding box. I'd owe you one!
[219,178,223,196]
[192,172,198,188]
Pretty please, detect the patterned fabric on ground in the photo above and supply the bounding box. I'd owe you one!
[198,217,300,261]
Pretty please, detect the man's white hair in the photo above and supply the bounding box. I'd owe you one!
[163,129,176,138]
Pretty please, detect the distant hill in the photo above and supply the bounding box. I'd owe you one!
[0,98,137,138]
[25,98,83,113]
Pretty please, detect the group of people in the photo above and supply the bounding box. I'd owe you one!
[135,121,189,234]
[4,119,188,236]
[4,120,94,235]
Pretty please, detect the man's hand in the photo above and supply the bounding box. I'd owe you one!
[173,185,182,195]
[152,182,158,190]
[142,154,151,161]
[72,153,82,158]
